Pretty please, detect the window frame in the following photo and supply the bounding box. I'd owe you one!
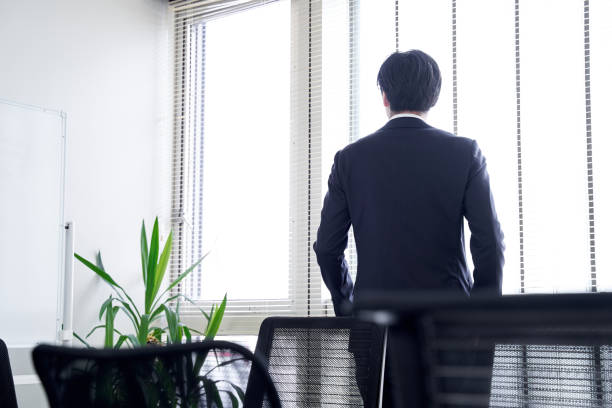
[169,0,333,335]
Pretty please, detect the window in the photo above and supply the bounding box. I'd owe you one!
[170,0,292,333]
[318,0,612,298]
[171,0,612,334]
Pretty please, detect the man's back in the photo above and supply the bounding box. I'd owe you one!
[314,116,505,313]
[314,50,504,316]
[314,49,504,407]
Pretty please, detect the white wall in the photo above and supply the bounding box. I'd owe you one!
[0,0,170,405]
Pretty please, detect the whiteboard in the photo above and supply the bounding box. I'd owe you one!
[0,99,66,346]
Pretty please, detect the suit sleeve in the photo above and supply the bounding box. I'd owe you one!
[464,140,505,295]
[313,151,354,316]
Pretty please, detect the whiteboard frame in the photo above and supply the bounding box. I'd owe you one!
[0,97,67,346]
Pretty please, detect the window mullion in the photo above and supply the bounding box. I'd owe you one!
[289,0,323,317]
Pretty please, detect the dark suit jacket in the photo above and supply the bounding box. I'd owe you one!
[314,117,505,315]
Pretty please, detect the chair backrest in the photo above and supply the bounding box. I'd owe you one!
[254,317,386,407]
[33,340,280,408]
[0,339,18,408]
[354,291,612,408]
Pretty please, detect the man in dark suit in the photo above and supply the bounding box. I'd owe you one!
[314,50,505,405]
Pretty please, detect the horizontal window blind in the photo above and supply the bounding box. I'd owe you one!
[170,0,296,334]
[171,0,281,22]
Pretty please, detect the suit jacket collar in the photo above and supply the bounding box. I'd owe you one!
[380,116,430,131]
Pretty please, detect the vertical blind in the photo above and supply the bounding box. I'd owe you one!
[170,0,612,334]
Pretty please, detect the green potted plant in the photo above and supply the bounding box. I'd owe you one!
[73,217,226,348]
[71,218,244,406]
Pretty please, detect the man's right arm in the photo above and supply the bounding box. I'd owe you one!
[314,151,354,316]
[463,140,505,294]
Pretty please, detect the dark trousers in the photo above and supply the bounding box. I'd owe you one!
[353,345,397,407]
[353,326,494,407]
[351,327,423,407]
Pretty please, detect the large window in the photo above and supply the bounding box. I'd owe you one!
[319,0,612,300]
[171,0,612,334]
[170,0,292,333]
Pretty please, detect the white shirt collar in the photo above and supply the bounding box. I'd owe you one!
[388,112,426,122]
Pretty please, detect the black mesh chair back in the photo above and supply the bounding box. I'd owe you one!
[33,340,281,408]
[254,317,386,407]
[0,339,18,408]
[355,292,612,408]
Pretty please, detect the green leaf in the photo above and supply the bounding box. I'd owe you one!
[75,252,142,319]
[223,390,239,408]
[151,327,163,342]
[204,357,247,377]
[104,301,115,348]
[151,294,183,320]
[150,294,181,322]
[188,327,205,336]
[117,289,142,321]
[151,304,166,322]
[151,293,199,322]
[205,295,227,340]
[202,378,214,407]
[202,378,223,408]
[95,296,140,336]
[152,230,172,304]
[140,220,148,285]
[145,218,160,314]
[85,324,106,339]
[75,252,120,288]
[138,314,150,345]
[206,304,215,332]
[114,335,129,349]
[126,334,140,348]
[98,295,114,321]
[163,305,186,344]
[95,251,106,272]
[116,301,140,334]
[162,305,176,338]
[228,382,245,403]
[184,326,192,343]
[84,325,124,340]
[156,252,209,304]
[73,332,92,348]
[194,352,206,375]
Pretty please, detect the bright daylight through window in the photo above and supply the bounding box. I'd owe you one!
[172,0,612,334]
[171,1,291,333]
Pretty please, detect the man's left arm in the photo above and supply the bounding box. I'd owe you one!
[464,140,505,295]
[314,151,354,316]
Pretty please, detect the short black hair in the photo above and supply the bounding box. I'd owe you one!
[376,50,441,112]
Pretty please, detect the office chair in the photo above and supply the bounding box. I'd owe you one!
[254,317,386,407]
[0,339,18,408]
[354,291,612,407]
[33,340,281,408]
